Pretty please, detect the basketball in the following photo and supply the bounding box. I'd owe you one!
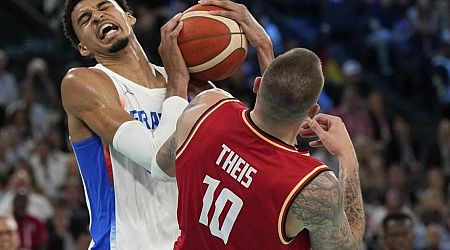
[178,4,248,82]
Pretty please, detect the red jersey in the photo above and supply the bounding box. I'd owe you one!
[175,99,330,250]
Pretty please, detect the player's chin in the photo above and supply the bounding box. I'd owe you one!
[107,37,130,53]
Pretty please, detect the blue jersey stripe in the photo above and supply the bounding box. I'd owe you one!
[72,135,115,250]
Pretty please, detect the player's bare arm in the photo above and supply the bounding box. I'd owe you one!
[199,0,274,73]
[159,12,189,99]
[288,114,365,249]
[61,67,133,143]
[155,88,234,177]
[287,171,358,249]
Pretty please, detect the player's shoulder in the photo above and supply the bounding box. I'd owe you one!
[62,67,109,87]
[179,88,235,123]
[193,88,234,105]
[61,67,118,112]
[61,67,116,97]
[295,171,341,218]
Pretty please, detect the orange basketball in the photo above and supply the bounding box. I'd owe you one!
[178,4,248,82]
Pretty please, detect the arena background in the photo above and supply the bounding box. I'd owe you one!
[0,0,449,249]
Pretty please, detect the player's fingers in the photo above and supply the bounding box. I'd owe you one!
[309,140,324,148]
[198,0,235,10]
[170,21,184,38]
[161,13,183,33]
[306,117,325,137]
[300,120,328,130]
[299,128,317,138]
[313,113,342,125]
[208,10,237,20]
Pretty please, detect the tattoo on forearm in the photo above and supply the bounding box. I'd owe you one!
[342,170,365,240]
[156,134,177,175]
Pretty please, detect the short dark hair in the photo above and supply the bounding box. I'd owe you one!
[382,212,413,231]
[258,48,324,124]
[62,0,132,48]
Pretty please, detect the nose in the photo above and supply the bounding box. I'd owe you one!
[92,11,104,24]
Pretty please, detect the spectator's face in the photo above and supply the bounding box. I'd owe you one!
[383,221,414,250]
[0,218,20,250]
[426,224,442,249]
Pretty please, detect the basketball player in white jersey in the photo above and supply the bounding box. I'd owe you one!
[60,0,274,249]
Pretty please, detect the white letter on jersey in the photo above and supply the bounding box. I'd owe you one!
[223,151,239,172]
[216,144,231,166]
[241,167,257,188]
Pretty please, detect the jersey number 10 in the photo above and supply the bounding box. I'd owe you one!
[199,175,243,244]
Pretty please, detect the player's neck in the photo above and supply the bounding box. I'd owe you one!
[249,110,299,146]
[95,37,162,88]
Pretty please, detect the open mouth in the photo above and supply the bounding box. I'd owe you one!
[98,22,119,40]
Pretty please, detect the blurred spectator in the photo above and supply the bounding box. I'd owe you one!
[60,158,90,248]
[29,138,70,198]
[407,0,442,57]
[425,119,450,173]
[46,197,75,250]
[6,84,50,138]
[0,215,21,250]
[368,92,391,150]
[379,212,414,250]
[0,50,18,126]
[366,187,415,244]
[384,115,420,169]
[0,110,35,166]
[13,191,48,250]
[342,59,372,97]
[22,58,59,110]
[330,85,373,140]
[0,164,53,222]
[421,223,450,250]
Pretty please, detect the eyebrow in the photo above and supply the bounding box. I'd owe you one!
[76,1,111,25]
[97,0,111,9]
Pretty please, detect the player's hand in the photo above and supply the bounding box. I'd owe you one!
[301,114,356,160]
[198,0,272,50]
[159,13,189,99]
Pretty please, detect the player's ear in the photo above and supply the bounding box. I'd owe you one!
[307,104,320,118]
[78,43,91,57]
[126,12,136,26]
[252,77,262,94]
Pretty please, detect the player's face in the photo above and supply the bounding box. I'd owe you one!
[71,0,136,56]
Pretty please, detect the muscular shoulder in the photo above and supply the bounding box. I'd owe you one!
[285,171,341,237]
[61,67,118,114]
[175,88,234,149]
[61,67,114,94]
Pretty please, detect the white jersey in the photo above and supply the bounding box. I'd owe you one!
[71,64,179,250]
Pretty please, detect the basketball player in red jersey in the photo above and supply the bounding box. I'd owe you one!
[153,48,365,249]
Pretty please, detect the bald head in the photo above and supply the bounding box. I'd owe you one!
[257,48,324,124]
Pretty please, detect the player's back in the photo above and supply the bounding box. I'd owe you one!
[175,99,330,249]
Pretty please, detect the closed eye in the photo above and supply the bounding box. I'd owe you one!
[78,11,92,27]
[97,1,112,11]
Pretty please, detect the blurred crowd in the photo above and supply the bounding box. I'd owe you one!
[1,0,450,249]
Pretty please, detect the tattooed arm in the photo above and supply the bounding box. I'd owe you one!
[287,113,365,249]
[286,171,358,249]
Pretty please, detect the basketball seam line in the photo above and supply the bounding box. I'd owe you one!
[239,25,243,48]
[178,32,245,45]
